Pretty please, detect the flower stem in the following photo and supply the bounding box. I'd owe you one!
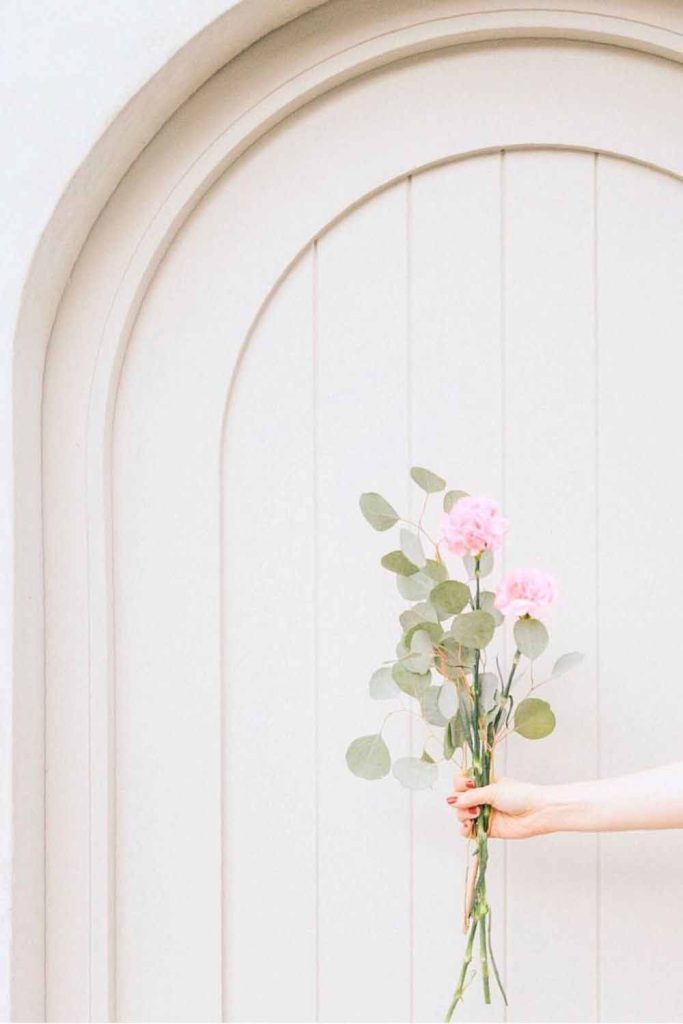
[487,908,508,1005]
[479,910,491,1004]
[444,917,478,1022]
[475,825,491,1003]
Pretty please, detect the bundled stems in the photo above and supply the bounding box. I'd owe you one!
[444,917,477,1021]
[444,554,506,1021]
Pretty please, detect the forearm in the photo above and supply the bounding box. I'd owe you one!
[536,762,683,834]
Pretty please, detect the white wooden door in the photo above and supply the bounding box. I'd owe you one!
[42,19,683,1024]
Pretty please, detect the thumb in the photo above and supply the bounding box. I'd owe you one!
[450,783,497,809]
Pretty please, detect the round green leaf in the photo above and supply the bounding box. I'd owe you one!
[403,620,443,650]
[514,698,556,740]
[437,681,458,719]
[402,629,434,673]
[424,558,448,583]
[420,686,448,727]
[399,601,438,633]
[381,550,419,576]
[369,667,401,700]
[397,571,433,601]
[514,616,549,660]
[479,672,498,708]
[552,651,584,678]
[451,610,496,649]
[431,579,471,618]
[479,590,503,626]
[346,734,391,779]
[439,637,476,677]
[393,756,438,790]
[463,549,494,578]
[400,528,426,568]
[359,492,398,531]
[443,711,467,760]
[392,662,431,698]
[410,466,446,493]
[443,489,468,513]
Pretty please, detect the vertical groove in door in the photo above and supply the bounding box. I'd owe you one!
[406,174,415,1024]
[312,239,321,1024]
[592,151,602,1024]
[499,148,509,1022]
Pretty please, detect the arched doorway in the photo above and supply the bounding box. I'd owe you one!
[13,3,683,1020]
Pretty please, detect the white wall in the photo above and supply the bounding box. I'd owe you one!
[0,3,325,1018]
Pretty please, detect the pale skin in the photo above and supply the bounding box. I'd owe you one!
[447,762,683,839]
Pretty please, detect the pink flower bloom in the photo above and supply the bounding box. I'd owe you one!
[494,568,557,619]
[440,495,509,557]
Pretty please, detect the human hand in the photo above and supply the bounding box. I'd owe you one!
[447,772,549,839]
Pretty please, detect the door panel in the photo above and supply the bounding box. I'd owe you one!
[597,156,683,1023]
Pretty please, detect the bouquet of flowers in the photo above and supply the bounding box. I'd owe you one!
[346,467,582,1019]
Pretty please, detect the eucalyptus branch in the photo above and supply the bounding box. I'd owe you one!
[399,515,440,552]
[352,472,580,1019]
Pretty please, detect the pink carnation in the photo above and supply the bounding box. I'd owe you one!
[494,568,557,619]
[440,495,509,557]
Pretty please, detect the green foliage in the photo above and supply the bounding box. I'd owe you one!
[451,610,496,649]
[393,756,438,790]
[410,466,446,493]
[443,489,468,513]
[439,636,476,676]
[400,528,425,568]
[403,620,443,648]
[392,662,431,698]
[397,571,433,601]
[454,679,475,739]
[399,602,438,633]
[551,651,584,678]
[359,492,398,531]
[443,711,467,759]
[479,590,503,626]
[346,734,391,779]
[403,629,435,673]
[424,558,448,583]
[479,672,498,708]
[431,579,471,618]
[420,686,448,727]
[514,698,556,739]
[514,616,549,660]
[381,550,419,576]
[463,549,494,578]
[437,681,458,720]
[369,667,401,700]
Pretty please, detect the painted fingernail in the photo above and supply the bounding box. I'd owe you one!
[446,796,457,805]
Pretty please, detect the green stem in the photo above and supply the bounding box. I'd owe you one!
[474,823,491,1003]
[479,911,491,1004]
[472,556,482,766]
[444,917,478,1022]
[487,908,508,1006]
[493,648,521,734]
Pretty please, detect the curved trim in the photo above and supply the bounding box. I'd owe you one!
[17,2,683,1019]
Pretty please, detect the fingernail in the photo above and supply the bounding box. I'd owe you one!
[469,808,479,817]
[466,779,475,787]
[446,796,457,805]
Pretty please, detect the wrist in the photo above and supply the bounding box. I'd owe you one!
[533,783,589,835]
